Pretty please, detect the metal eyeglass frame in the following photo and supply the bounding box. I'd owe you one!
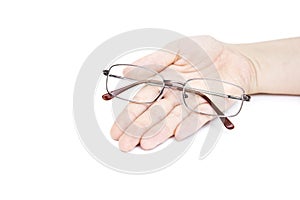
[102,64,251,130]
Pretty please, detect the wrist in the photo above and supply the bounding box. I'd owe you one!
[225,43,261,94]
[228,38,300,95]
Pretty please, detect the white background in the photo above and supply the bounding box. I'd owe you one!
[1,0,300,199]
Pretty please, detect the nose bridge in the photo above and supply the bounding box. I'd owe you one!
[164,79,185,87]
[163,80,185,91]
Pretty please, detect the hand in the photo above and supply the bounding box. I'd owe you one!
[110,36,257,152]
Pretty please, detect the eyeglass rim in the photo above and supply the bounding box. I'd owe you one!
[182,78,246,117]
[105,64,166,104]
[104,64,249,117]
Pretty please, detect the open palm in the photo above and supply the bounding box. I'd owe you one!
[109,36,256,152]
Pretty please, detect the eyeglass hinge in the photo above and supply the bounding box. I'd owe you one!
[103,70,109,76]
[243,94,251,101]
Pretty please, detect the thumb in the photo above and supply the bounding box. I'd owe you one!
[132,50,178,72]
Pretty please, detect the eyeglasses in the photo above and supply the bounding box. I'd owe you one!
[102,64,251,129]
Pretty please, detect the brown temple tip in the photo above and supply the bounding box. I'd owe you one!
[102,93,113,100]
[222,117,235,130]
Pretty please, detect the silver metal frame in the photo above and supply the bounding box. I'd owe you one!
[103,64,251,118]
[105,64,165,104]
[182,78,247,117]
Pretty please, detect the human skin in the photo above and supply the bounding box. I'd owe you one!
[109,36,300,152]
[228,38,300,95]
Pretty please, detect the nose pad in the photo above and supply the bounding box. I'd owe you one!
[183,93,188,98]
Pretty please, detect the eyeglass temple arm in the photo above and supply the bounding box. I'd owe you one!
[102,73,234,129]
[186,88,234,129]
[166,84,234,129]
[188,88,250,102]
[102,79,149,100]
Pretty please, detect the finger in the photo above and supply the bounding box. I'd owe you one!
[110,103,147,140]
[118,90,179,152]
[110,85,160,140]
[139,100,213,149]
[175,103,214,141]
[140,100,213,149]
[111,50,178,141]
[139,99,195,148]
[139,105,183,150]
